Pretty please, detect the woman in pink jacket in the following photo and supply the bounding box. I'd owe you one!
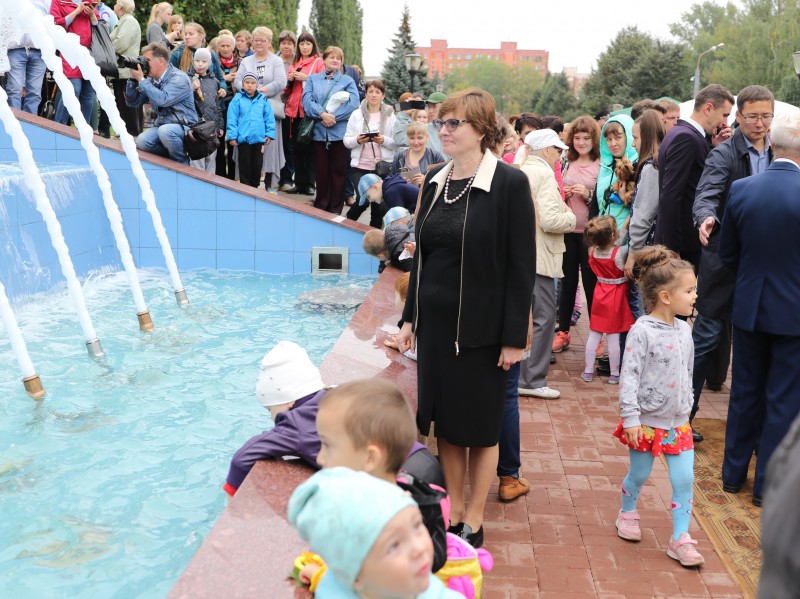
[51,0,99,125]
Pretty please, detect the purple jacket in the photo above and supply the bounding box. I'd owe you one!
[224,389,326,495]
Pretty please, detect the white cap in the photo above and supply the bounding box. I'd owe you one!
[255,341,324,408]
[525,129,568,151]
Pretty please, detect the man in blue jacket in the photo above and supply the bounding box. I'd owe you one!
[718,112,800,507]
[125,43,198,164]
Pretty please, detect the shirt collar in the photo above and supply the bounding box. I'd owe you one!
[744,135,771,153]
[773,158,800,171]
[685,116,706,138]
[430,149,498,194]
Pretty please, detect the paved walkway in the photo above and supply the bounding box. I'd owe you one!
[481,321,744,598]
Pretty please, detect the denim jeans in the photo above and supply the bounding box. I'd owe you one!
[136,124,189,164]
[54,77,96,126]
[6,48,47,114]
[690,313,726,420]
[498,362,521,477]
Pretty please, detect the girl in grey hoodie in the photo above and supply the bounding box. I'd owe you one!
[612,246,706,568]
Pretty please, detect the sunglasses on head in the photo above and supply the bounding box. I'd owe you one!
[433,119,468,132]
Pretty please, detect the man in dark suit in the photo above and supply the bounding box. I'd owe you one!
[656,84,734,270]
[689,85,775,443]
[718,112,800,506]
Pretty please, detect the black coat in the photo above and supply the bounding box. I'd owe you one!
[655,119,710,258]
[692,128,773,319]
[402,154,536,349]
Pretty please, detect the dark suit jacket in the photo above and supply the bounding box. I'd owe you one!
[655,119,710,257]
[719,161,800,335]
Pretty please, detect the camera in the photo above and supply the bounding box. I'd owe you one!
[398,100,426,111]
[118,55,149,76]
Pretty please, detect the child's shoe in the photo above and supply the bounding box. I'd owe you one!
[608,375,620,385]
[571,309,581,326]
[552,331,571,353]
[580,371,594,383]
[667,533,705,567]
[615,510,641,541]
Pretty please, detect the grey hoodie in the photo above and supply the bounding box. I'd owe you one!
[619,315,694,430]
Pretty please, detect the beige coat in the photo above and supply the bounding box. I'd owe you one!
[520,154,575,278]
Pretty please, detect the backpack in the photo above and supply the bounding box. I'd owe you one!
[396,472,447,572]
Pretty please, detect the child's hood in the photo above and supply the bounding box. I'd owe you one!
[599,114,638,166]
[637,314,680,332]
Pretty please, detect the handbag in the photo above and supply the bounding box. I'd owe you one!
[183,96,220,160]
[268,97,285,120]
[295,76,338,146]
[90,23,117,78]
[376,160,392,178]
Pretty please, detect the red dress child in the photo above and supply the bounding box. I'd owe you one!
[588,246,635,333]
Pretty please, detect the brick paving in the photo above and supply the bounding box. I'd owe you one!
[481,320,745,598]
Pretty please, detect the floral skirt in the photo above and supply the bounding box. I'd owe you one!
[612,420,694,456]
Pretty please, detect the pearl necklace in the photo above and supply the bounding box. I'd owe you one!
[443,167,479,204]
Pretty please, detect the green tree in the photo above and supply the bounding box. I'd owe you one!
[531,73,578,120]
[309,0,363,68]
[379,5,434,104]
[580,27,690,114]
[778,75,800,107]
[445,59,543,115]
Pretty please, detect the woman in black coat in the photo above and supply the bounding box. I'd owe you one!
[397,88,536,548]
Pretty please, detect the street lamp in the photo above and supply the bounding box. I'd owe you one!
[793,51,800,81]
[693,43,724,97]
[405,52,423,93]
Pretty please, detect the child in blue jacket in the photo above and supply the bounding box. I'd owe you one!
[226,72,276,187]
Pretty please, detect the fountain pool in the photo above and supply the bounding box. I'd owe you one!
[0,268,373,598]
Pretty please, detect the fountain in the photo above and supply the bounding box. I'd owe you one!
[0,278,44,398]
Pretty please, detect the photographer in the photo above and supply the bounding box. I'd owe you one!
[124,42,197,164]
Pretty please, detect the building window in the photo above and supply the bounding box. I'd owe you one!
[535,56,542,61]
[456,53,461,59]
[449,53,453,59]
[465,53,471,60]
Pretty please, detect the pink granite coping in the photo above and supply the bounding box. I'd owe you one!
[169,267,410,598]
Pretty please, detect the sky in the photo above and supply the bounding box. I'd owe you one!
[297,0,710,77]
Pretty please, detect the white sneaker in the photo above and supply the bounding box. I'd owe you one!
[518,386,560,399]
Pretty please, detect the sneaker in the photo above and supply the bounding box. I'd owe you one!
[615,510,641,541]
[266,187,277,194]
[499,476,530,502]
[518,386,561,399]
[667,533,705,567]
[580,371,594,382]
[278,183,294,192]
[552,331,571,353]
[608,375,620,385]
[596,339,605,358]
[571,309,581,326]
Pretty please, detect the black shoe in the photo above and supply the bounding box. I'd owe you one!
[705,383,723,392]
[692,429,704,443]
[305,186,316,196]
[752,495,763,507]
[598,356,610,368]
[97,130,111,139]
[285,186,302,194]
[550,352,556,364]
[596,364,611,377]
[454,523,484,548]
[447,522,463,535]
[722,483,741,494]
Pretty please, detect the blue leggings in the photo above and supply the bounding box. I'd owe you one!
[621,449,695,540]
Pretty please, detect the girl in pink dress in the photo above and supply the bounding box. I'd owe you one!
[582,216,634,383]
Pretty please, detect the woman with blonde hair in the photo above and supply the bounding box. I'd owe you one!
[234,26,288,192]
[169,22,227,93]
[234,30,253,59]
[146,2,180,47]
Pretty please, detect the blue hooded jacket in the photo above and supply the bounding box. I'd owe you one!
[302,72,360,142]
[597,114,638,228]
[226,90,276,145]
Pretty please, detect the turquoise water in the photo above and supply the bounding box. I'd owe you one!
[0,269,373,598]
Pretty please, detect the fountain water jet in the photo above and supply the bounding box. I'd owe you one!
[0,86,103,357]
[14,6,189,306]
[0,279,45,398]
[6,7,154,330]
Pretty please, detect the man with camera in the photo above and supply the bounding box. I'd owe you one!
[124,42,197,164]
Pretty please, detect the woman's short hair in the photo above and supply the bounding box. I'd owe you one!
[365,79,385,94]
[235,29,253,45]
[398,92,412,103]
[118,0,135,14]
[322,46,344,61]
[406,121,428,138]
[218,33,235,46]
[278,30,297,45]
[296,32,319,57]
[252,26,273,45]
[603,120,625,138]
[438,87,499,153]
[565,115,600,162]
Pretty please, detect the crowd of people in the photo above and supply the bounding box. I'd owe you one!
[4,4,800,595]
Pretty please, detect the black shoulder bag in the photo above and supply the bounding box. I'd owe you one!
[183,93,220,160]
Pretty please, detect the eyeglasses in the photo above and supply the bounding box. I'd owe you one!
[253,38,269,43]
[741,113,774,124]
[433,119,469,132]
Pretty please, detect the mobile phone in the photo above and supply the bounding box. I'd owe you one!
[362,131,380,139]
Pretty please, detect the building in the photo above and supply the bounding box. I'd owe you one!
[562,66,590,97]
[416,39,549,79]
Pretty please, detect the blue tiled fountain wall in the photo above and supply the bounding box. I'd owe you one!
[0,119,376,303]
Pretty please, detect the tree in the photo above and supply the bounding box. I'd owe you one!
[778,75,800,107]
[379,4,435,104]
[531,73,578,120]
[445,59,543,115]
[579,28,690,114]
[309,0,363,68]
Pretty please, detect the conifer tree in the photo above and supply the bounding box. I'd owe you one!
[379,4,434,104]
[310,0,363,68]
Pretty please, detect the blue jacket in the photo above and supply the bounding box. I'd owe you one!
[226,90,276,145]
[124,64,198,127]
[382,174,419,212]
[301,72,359,142]
[719,161,800,336]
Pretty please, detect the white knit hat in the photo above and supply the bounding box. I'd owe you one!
[193,48,212,63]
[255,341,324,408]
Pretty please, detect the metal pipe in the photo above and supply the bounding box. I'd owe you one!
[86,338,105,358]
[22,374,46,400]
[137,311,154,331]
[175,289,189,306]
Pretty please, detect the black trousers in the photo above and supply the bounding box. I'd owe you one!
[98,78,142,137]
[557,232,596,333]
[237,143,264,187]
[291,117,316,191]
[278,116,295,186]
[216,97,236,179]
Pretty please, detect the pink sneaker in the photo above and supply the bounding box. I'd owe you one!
[615,510,641,541]
[667,533,705,567]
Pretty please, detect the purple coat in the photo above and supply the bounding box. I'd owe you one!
[224,389,326,495]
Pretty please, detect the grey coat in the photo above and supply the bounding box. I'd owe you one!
[619,316,694,430]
